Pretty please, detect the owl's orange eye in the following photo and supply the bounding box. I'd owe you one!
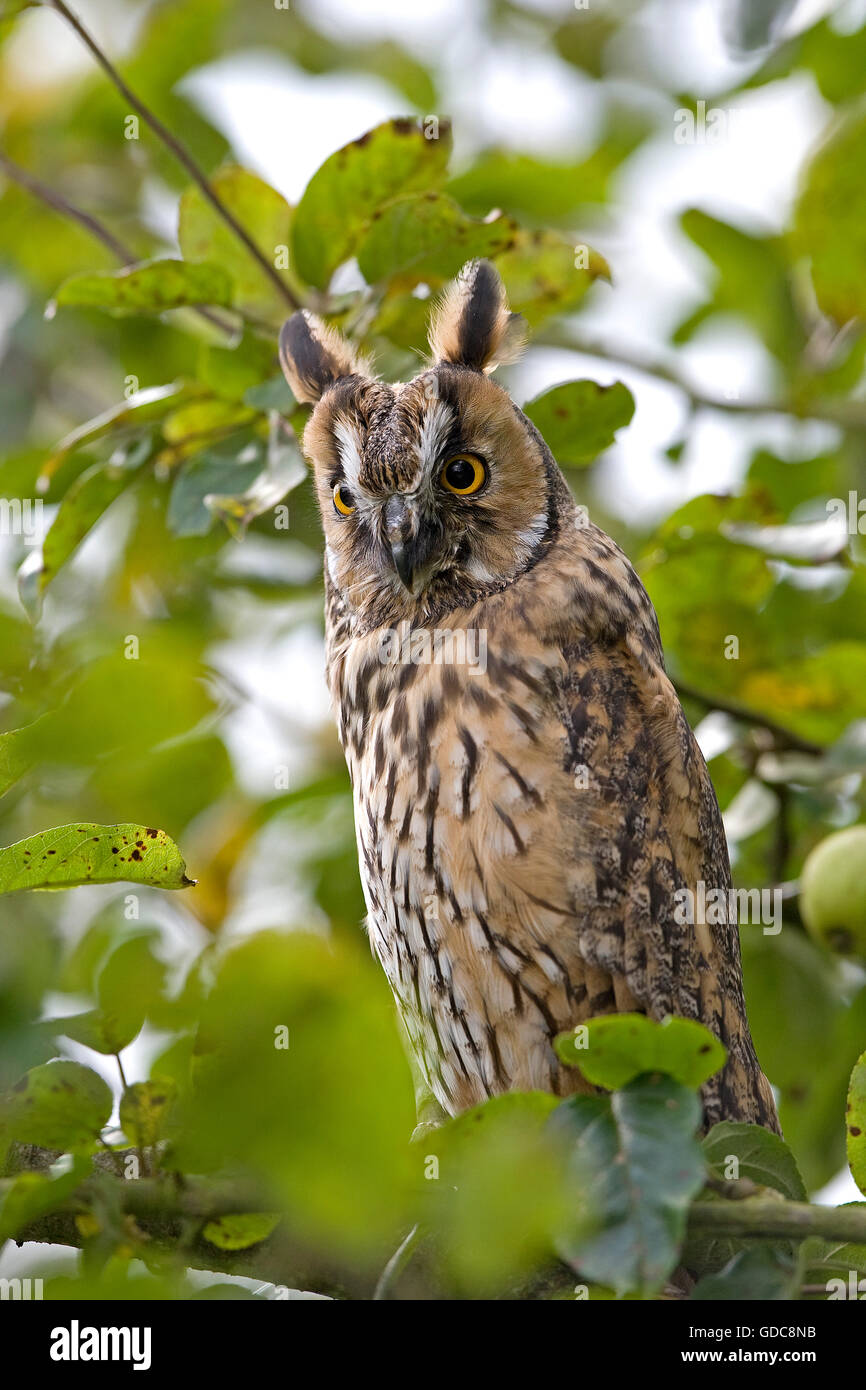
[440,453,486,496]
[333,483,356,516]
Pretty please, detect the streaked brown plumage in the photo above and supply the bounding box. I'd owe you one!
[279,259,780,1134]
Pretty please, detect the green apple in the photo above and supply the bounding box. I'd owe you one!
[800,826,866,957]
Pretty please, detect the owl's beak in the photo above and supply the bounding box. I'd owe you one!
[389,537,415,592]
[384,495,420,593]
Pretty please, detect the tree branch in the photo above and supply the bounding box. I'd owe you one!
[7,1144,866,1299]
[0,148,237,338]
[0,151,135,262]
[675,679,824,756]
[4,1167,375,1298]
[688,1198,866,1244]
[46,0,302,314]
[537,323,866,432]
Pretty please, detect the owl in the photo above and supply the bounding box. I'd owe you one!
[279,259,780,1135]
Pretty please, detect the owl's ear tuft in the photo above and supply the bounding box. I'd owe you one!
[279,311,372,404]
[428,259,527,373]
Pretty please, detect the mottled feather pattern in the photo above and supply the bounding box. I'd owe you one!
[281,258,780,1134]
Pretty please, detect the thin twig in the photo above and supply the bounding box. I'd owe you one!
[47,0,302,314]
[0,148,236,336]
[0,150,135,261]
[537,323,866,432]
[675,679,824,756]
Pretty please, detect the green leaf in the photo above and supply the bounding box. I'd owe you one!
[243,374,297,414]
[161,397,257,445]
[740,642,866,745]
[793,104,866,323]
[45,1008,142,1056]
[524,379,635,467]
[555,1013,726,1089]
[178,165,293,318]
[550,1075,705,1296]
[685,1122,806,1277]
[202,1212,280,1250]
[356,193,518,287]
[203,419,306,537]
[494,229,609,327]
[798,19,866,105]
[803,1205,866,1283]
[0,721,39,797]
[198,330,277,402]
[448,131,644,221]
[741,939,866,1189]
[0,823,194,892]
[703,1121,807,1201]
[167,444,267,537]
[691,1245,800,1300]
[676,209,803,365]
[54,259,234,316]
[424,1093,569,1293]
[0,1061,112,1152]
[119,1079,177,1149]
[292,117,453,289]
[98,936,168,1034]
[21,443,151,601]
[433,1090,560,1148]
[36,383,188,487]
[847,1052,866,1196]
[170,931,416,1255]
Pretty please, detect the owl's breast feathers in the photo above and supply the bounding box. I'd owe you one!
[326,512,779,1133]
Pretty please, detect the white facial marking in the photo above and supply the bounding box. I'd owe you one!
[333,416,364,492]
[325,542,340,584]
[465,554,497,584]
[418,399,453,475]
[516,509,548,551]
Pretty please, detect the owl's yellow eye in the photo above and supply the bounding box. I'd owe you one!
[333,482,356,516]
[440,453,486,496]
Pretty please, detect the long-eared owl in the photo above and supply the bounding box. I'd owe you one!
[279,258,779,1134]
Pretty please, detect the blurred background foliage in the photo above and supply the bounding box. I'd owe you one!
[0,0,865,1298]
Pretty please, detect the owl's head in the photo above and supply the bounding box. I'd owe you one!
[279,260,568,627]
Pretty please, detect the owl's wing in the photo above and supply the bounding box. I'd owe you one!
[549,549,779,1132]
